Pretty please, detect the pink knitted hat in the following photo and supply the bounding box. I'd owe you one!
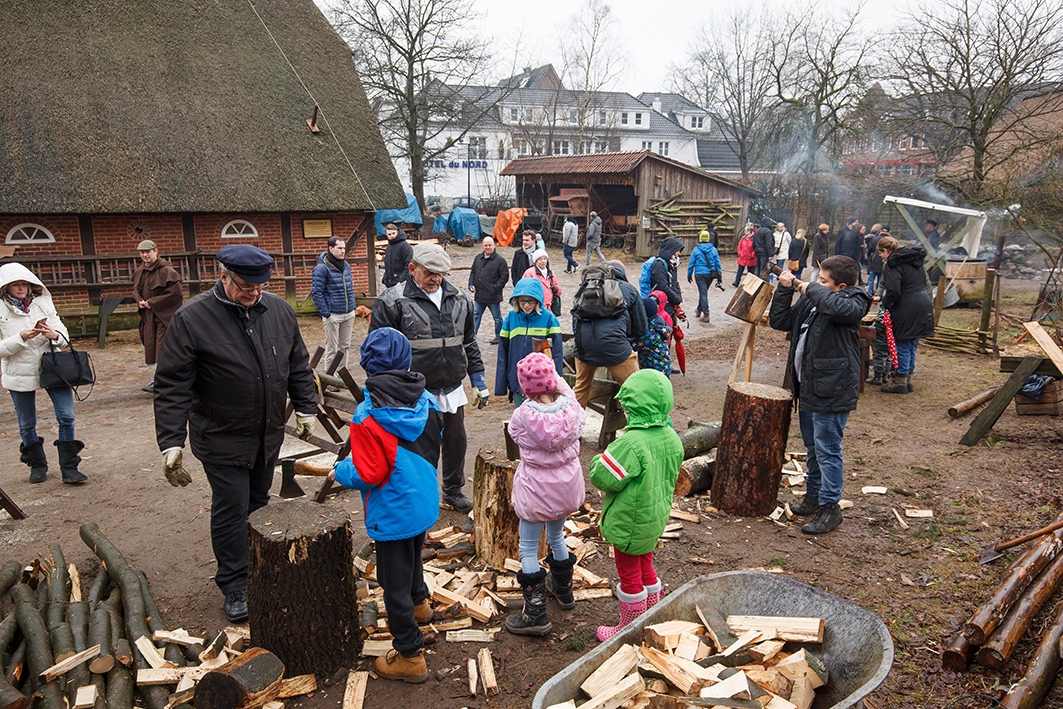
[517,353,558,397]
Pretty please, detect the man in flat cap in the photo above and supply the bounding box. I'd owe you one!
[153,244,318,623]
[131,239,183,392]
[370,242,487,513]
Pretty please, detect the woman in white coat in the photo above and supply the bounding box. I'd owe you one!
[0,263,86,483]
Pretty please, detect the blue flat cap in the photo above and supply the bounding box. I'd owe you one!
[218,244,273,283]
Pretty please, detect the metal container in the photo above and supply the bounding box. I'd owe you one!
[532,571,893,709]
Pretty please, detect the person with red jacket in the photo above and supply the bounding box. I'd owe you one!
[733,224,757,286]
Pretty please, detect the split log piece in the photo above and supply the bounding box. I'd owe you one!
[192,647,284,709]
[10,584,63,709]
[68,566,81,604]
[275,675,316,699]
[581,644,639,698]
[964,525,1063,644]
[45,546,69,632]
[695,602,737,653]
[199,633,227,664]
[73,684,97,709]
[639,646,701,694]
[712,383,792,516]
[477,648,497,696]
[339,671,366,709]
[134,637,169,670]
[222,627,250,653]
[467,658,477,697]
[580,672,644,709]
[976,550,1063,670]
[88,607,114,674]
[941,633,974,671]
[1001,596,1063,709]
[135,570,185,667]
[726,616,823,643]
[677,423,722,460]
[40,645,102,683]
[674,453,716,497]
[247,500,359,677]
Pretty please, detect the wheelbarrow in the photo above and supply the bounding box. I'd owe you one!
[531,571,893,709]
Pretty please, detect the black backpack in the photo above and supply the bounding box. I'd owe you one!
[571,264,627,320]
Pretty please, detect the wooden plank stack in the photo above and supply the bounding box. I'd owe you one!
[545,606,829,709]
[643,193,743,253]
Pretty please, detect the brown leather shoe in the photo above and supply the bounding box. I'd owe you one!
[414,598,433,624]
[375,649,428,683]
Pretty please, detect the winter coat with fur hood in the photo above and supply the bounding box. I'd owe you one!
[0,263,70,392]
[881,245,935,341]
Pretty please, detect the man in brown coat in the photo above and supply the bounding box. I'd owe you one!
[132,239,183,391]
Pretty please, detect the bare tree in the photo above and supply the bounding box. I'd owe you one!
[558,0,627,150]
[770,4,872,173]
[672,8,780,180]
[887,0,1063,201]
[330,0,501,210]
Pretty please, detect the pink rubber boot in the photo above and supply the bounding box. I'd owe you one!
[645,580,664,609]
[596,589,647,642]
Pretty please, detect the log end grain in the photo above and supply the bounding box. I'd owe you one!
[193,648,284,709]
[727,381,792,400]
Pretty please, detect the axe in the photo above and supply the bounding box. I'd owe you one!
[278,459,333,499]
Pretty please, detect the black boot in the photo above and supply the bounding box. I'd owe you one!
[789,495,819,516]
[55,440,87,484]
[20,439,48,483]
[801,503,843,535]
[504,570,551,636]
[545,552,576,610]
[880,372,907,394]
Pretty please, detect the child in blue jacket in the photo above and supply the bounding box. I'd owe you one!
[495,278,563,406]
[330,327,443,683]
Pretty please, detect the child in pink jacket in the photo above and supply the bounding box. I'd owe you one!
[504,352,586,637]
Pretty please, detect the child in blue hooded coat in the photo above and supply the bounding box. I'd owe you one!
[330,327,443,683]
[495,278,563,406]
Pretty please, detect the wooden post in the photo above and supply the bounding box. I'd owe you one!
[979,268,996,351]
[959,356,1043,446]
[711,383,792,516]
[247,500,359,677]
[473,449,544,569]
[933,276,946,326]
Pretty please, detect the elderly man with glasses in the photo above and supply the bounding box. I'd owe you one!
[153,244,319,623]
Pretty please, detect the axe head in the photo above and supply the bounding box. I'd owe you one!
[278,459,305,498]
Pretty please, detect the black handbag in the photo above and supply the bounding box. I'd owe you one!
[40,334,95,401]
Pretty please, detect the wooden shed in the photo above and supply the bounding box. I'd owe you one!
[499,151,759,256]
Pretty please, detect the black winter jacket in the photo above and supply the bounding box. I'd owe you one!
[573,265,649,367]
[881,245,935,341]
[812,230,830,266]
[867,233,885,274]
[650,237,684,315]
[154,281,318,466]
[382,234,414,288]
[770,282,871,413]
[752,218,775,259]
[511,249,533,287]
[370,278,485,395]
[469,251,509,304]
[835,226,862,261]
[788,238,809,269]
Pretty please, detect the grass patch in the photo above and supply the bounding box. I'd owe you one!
[769,557,788,568]
[910,524,942,541]
[910,466,935,477]
[564,632,594,652]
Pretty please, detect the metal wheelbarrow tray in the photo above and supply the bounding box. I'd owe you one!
[532,571,893,709]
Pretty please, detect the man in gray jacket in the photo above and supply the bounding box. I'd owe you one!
[562,215,580,273]
[585,212,605,266]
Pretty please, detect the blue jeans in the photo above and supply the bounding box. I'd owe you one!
[866,271,880,295]
[11,387,75,446]
[473,301,502,338]
[895,338,918,375]
[518,518,568,574]
[562,245,579,272]
[733,265,747,285]
[694,273,712,314]
[798,408,849,506]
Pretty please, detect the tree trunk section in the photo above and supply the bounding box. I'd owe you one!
[677,423,722,460]
[941,633,973,671]
[473,449,544,569]
[711,383,792,517]
[965,527,1063,644]
[193,647,284,709]
[1002,596,1063,709]
[674,453,716,497]
[247,499,359,677]
[975,551,1063,671]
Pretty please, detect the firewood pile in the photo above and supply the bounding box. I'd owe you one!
[643,193,742,253]
[0,523,316,709]
[545,603,829,709]
[943,517,1063,709]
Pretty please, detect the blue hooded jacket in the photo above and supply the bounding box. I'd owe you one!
[687,242,722,277]
[495,278,563,398]
[333,369,443,541]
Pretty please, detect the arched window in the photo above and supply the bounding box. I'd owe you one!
[221,219,258,238]
[5,223,56,245]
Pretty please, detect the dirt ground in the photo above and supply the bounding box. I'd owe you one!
[3,244,1062,709]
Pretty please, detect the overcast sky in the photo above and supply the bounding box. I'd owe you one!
[315,0,919,97]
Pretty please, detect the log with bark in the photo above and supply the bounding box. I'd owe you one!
[85,571,109,611]
[964,526,1063,644]
[976,551,1063,671]
[247,499,359,677]
[941,633,973,671]
[87,606,114,674]
[135,569,185,667]
[105,656,133,709]
[677,423,722,460]
[193,647,284,709]
[674,453,716,497]
[4,641,26,688]
[45,546,69,632]
[472,448,545,569]
[0,562,20,600]
[0,616,27,709]
[10,584,63,709]
[712,383,792,516]
[1001,598,1063,709]
[947,387,1001,418]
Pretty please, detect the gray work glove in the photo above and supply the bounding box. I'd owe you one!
[295,414,315,441]
[163,449,191,487]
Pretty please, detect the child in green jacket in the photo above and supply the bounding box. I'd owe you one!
[589,369,684,641]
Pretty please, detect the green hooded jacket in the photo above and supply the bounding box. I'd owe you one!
[589,369,684,555]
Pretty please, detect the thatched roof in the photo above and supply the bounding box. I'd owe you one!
[0,0,406,215]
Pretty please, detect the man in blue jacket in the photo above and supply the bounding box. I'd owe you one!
[687,231,722,321]
[311,237,356,371]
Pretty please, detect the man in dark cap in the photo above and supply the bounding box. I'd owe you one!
[924,220,940,251]
[370,242,487,513]
[153,244,318,623]
[131,239,183,392]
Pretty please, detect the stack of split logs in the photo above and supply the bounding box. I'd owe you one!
[546,603,828,709]
[943,515,1063,709]
[0,524,316,709]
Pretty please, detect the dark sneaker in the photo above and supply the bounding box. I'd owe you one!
[801,503,843,535]
[789,495,819,516]
[224,590,249,623]
[489,337,500,345]
[141,383,154,393]
[441,493,473,513]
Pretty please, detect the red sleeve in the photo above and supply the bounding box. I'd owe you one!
[349,418,397,487]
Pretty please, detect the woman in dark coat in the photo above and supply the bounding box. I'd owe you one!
[875,238,934,394]
[811,224,830,281]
